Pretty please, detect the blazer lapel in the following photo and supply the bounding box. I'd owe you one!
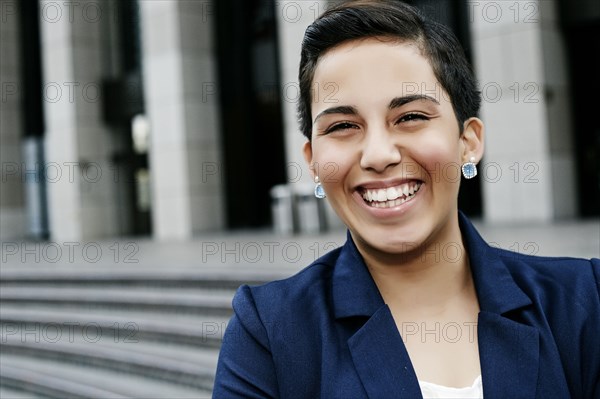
[477,311,539,399]
[348,305,423,399]
[459,212,540,398]
[346,307,541,399]
[334,215,543,398]
[334,235,422,398]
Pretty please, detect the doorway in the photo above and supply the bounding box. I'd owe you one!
[214,0,288,228]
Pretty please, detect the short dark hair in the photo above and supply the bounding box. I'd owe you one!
[297,0,481,140]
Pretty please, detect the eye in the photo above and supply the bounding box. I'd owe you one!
[325,122,358,134]
[396,113,430,124]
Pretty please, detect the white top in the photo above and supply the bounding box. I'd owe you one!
[419,375,483,398]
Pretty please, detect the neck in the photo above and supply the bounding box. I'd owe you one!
[353,216,473,314]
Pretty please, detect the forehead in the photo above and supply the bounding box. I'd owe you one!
[311,38,446,108]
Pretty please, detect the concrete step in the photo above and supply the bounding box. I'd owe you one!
[0,386,45,399]
[1,324,218,390]
[0,232,347,271]
[0,264,284,397]
[0,268,290,289]
[1,305,230,348]
[0,286,235,317]
[0,354,211,398]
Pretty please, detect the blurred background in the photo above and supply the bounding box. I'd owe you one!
[1,0,599,397]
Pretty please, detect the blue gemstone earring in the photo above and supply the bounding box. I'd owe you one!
[314,176,326,198]
[462,157,478,179]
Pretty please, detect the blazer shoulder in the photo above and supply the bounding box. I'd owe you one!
[493,247,600,309]
[494,246,598,279]
[232,246,343,323]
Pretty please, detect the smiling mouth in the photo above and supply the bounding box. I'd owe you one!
[360,181,423,208]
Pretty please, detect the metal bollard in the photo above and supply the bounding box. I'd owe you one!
[270,184,295,234]
[294,183,327,234]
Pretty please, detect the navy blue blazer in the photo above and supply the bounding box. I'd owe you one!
[213,213,600,398]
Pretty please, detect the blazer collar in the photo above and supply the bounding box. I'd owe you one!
[333,212,539,399]
[332,231,384,319]
[332,211,532,319]
[457,211,532,314]
[457,212,539,398]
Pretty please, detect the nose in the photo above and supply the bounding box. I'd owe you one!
[359,127,401,173]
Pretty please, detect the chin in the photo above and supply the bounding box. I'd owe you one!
[353,223,430,257]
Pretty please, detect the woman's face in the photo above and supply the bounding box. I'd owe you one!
[304,38,483,257]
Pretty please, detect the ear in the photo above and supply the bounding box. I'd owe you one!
[460,117,485,163]
[302,140,316,180]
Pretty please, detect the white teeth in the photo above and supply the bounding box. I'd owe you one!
[386,187,399,200]
[361,181,422,207]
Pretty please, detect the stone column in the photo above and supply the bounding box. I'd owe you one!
[538,0,577,219]
[469,0,576,222]
[140,0,224,239]
[0,0,25,239]
[275,1,344,229]
[276,1,323,185]
[40,0,120,240]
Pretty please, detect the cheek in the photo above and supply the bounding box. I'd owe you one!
[311,144,355,186]
[412,135,462,183]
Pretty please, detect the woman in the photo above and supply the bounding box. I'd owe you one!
[213,1,600,398]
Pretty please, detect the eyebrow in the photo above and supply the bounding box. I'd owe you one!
[388,94,439,109]
[312,105,358,125]
[312,94,440,124]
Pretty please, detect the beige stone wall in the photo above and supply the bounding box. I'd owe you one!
[140,1,224,239]
[40,0,122,240]
[469,0,575,221]
[0,0,26,239]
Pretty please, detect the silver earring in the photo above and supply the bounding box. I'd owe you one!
[314,176,326,198]
[462,157,477,179]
